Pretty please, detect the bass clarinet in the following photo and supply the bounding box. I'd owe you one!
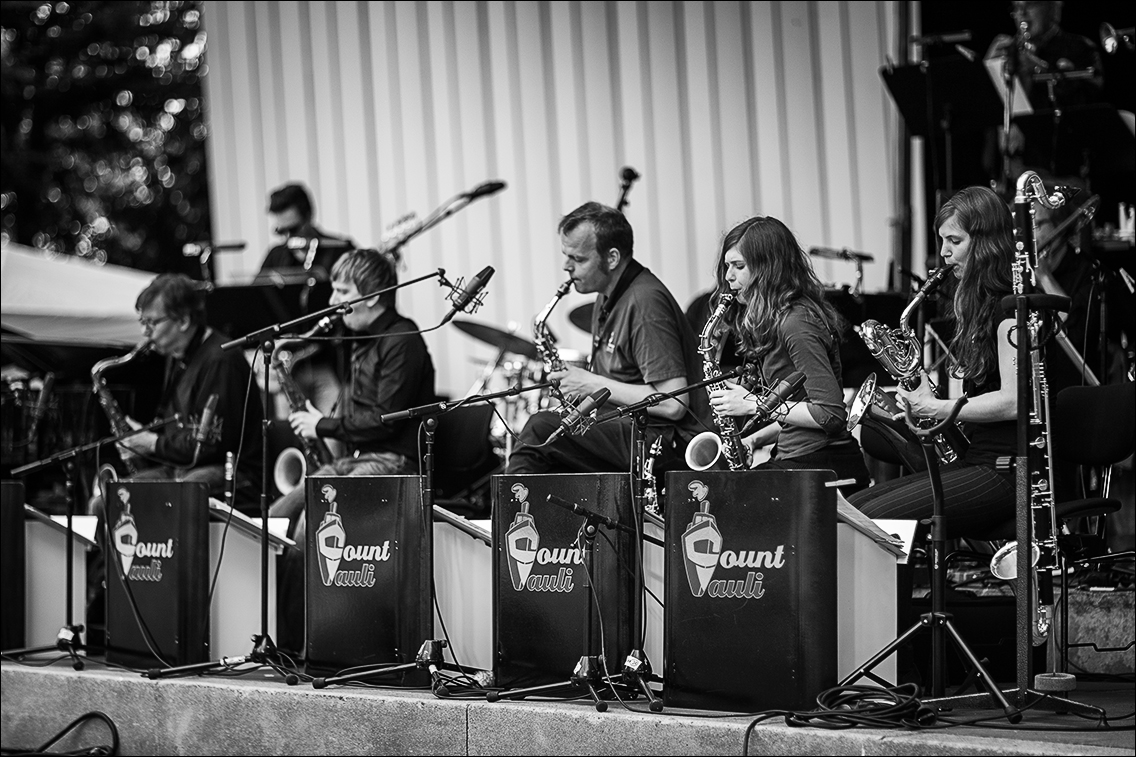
[989,170,1069,646]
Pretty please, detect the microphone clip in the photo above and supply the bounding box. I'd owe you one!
[446,275,488,316]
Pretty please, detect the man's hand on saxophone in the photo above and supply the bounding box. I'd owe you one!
[289,399,325,441]
[118,415,157,460]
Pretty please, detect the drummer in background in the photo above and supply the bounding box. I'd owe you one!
[506,201,710,476]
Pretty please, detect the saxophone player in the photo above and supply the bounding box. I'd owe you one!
[707,217,870,492]
[269,247,436,655]
[506,202,709,475]
[847,186,1018,531]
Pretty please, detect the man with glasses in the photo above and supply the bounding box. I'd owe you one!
[86,273,263,637]
[117,273,263,483]
[257,182,355,282]
[255,182,354,423]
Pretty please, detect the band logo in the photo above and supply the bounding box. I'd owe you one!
[682,480,786,599]
[505,483,577,593]
[111,486,172,583]
[315,484,391,588]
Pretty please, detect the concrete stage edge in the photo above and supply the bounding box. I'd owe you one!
[3,665,1133,756]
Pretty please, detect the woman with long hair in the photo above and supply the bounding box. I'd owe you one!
[708,215,870,491]
[846,185,1018,531]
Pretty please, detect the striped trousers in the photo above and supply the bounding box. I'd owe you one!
[845,461,1016,537]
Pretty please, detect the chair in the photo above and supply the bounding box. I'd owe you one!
[431,404,501,517]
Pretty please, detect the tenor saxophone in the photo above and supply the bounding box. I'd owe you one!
[271,314,339,494]
[854,265,969,464]
[91,340,151,475]
[685,293,749,471]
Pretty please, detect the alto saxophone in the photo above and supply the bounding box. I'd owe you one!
[271,315,339,493]
[532,280,577,412]
[91,340,151,475]
[989,170,1068,647]
[854,265,969,464]
[685,293,749,471]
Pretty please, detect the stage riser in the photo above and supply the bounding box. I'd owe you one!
[6,666,1124,756]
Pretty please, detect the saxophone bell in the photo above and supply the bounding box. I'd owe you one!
[684,431,734,471]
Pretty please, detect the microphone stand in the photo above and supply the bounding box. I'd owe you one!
[156,270,454,679]
[310,382,550,689]
[3,417,179,668]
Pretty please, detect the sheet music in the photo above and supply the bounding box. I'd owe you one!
[835,499,908,558]
[984,57,1034,117]
[208,497,294,546]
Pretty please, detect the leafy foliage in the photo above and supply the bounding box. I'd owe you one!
[1,0,211,274]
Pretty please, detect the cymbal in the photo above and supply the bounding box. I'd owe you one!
[452,318,539,360]
[568,301,594,333]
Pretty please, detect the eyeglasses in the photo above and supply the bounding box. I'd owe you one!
[139,314,172,330]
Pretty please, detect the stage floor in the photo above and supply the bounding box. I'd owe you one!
[2,659,1132,755]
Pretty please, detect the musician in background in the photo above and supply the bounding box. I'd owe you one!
[706,216,870,492]
[257,182,355,278]
[116,272,263,491]
[984,1,1104,184]
[846,186,1018,529]
[269,247,435,654]
[506,201,709,475]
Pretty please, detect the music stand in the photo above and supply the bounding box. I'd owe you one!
[881,55,1004,191]
[1014,103,1136,181]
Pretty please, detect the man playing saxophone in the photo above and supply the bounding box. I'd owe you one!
[103,272,264,494]
[506,201,708,475]
[268,247,436,654]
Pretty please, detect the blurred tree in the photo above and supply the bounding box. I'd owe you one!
[1,0,211,275]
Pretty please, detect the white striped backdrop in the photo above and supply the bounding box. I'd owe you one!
[202,0,913,398]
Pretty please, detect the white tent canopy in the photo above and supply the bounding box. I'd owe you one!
[1,242,153,347]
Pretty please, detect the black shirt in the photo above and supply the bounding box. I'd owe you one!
[154,326,263,476]
[315,307,436,460]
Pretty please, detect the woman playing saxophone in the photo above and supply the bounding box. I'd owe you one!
[707,216,870,492]
[847,186,1018,532]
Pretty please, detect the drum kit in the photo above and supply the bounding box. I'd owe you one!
[452,303,593,460]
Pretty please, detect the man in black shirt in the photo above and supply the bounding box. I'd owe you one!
[268,248,436,652]
[118,273,263,489]
[257,183,355,280]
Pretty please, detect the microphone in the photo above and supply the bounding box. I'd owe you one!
[909,30,971,46]
[440,266,494,325]
[191,393,219,466]
[463,180,507,201]
[182,241,246,256]
[28,371,55,445]
[546,388,611,444]
[620,166,640,183]
[739,371,806,437]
